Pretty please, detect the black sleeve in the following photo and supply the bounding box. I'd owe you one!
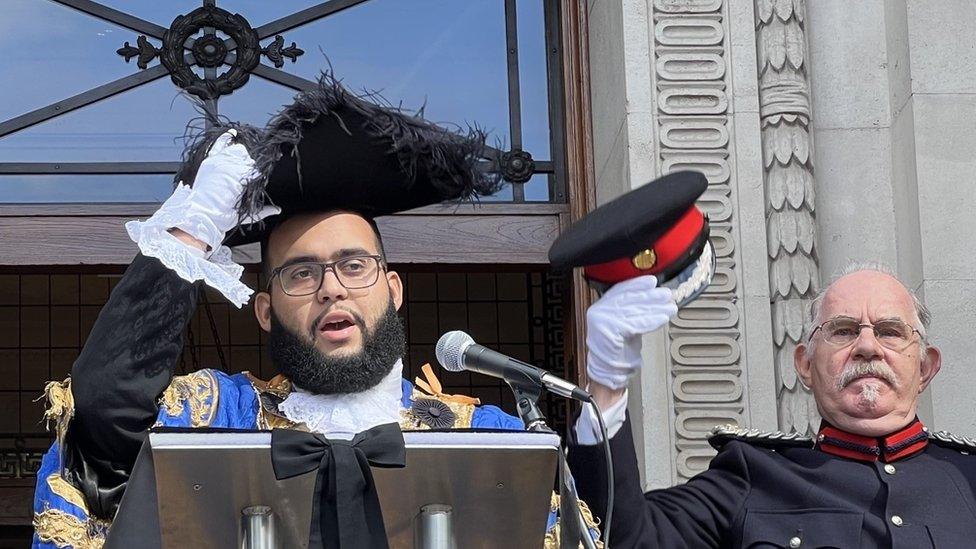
[63,253,199,519]
[568,413,749,548]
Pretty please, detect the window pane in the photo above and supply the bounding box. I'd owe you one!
[213,1,329,27]
[0,174,174,203]
[217,77,299,127]
[0,79,199,162]
[0,1,156,121]
[94,1,204,24]
[268,0,511,146]
[96,1,328,28]
[523,174,550,202]
[517,0,552,161]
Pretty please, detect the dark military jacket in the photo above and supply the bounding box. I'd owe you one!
[569,414,976,548]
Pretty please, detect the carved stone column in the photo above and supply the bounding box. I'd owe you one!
[588,0,777,486]
[755,0,820,434]
[650,0,748,482]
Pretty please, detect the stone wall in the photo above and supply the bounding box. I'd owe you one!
[586,0,976,486]
[586,0,778,487]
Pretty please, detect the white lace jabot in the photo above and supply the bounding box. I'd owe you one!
[278,360,405,439]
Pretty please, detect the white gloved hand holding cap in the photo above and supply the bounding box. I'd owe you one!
[585,275,678,390]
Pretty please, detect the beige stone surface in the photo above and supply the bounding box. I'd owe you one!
[913,94,976,280]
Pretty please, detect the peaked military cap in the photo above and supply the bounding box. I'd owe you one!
[175,71,500,246]
[548,171,715,306]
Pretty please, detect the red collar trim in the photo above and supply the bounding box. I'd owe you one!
[816,419,928,463]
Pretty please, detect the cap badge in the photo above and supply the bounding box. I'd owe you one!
[632,249,657,270]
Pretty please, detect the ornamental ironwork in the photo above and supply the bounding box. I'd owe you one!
[500,148,535,184]
[113,5,305,100]
[2,0,565,206]
[262,35,306,68]
[116,35,159,70]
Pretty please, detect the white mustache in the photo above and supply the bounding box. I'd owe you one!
[836,360,898,391]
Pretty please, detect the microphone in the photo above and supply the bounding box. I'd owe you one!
[435,331,591,402]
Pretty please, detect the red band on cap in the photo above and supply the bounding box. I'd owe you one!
[583,206,705,284]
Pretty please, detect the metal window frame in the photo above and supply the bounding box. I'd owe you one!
[0,0,565,205]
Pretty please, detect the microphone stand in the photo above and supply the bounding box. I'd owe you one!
[509,381,551,433]
[506,381,599,549]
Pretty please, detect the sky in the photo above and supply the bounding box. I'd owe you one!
[0,0,554,202]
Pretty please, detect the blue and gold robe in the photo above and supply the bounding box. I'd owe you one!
[32,368,524,548]
[31,255,597,548]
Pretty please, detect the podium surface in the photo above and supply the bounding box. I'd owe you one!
[149,430,560,548]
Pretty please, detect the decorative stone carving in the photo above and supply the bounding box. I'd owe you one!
[755,0,821,435]
[653,0,745,482]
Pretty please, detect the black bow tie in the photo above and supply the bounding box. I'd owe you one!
[271,423,406,549]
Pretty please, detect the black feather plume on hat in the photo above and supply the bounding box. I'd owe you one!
[240,71,499,223]
[174,119,264,191]
[175,70,502,245]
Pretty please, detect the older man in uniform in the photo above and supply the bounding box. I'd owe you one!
[551,176,976,548]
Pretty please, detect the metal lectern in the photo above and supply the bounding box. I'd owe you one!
[107,429,560,548]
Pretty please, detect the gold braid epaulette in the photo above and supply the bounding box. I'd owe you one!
[930,430,976,454]
[708,425,814,451]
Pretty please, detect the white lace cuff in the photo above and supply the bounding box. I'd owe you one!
[125,184,253,308]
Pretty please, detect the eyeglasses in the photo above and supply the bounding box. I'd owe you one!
[268,255,384,296]
[809,317,923,351]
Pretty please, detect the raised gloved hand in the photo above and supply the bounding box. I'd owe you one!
[172,129,280,254]
[586,275,678,390]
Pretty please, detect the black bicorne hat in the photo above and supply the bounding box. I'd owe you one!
[548,171,716,307]
[176,72,501,246]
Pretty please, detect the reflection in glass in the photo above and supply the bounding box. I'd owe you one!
[270,0,511,146]
[94,1,209,26]
[0,0,558,205]
[0,79,200,163]
[516,0,552,160]
[217,77,299,126]
[0,0,151,121]
[0,175,174,203]
[522,173,551,202]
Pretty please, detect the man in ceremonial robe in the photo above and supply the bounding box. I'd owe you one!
[31,75,539,548]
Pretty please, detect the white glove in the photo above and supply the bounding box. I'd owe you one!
[586,276,678,390]
[171,130,280,254]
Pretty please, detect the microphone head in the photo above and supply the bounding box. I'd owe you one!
[435,330,475,372]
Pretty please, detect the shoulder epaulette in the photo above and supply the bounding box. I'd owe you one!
[708,425,814,451]
[929,430,976,454]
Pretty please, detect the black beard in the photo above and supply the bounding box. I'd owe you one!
[268,301,406,395]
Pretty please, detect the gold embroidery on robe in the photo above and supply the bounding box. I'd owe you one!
[42,378,74,444]
[33,508,106,549]
[247,372,303,430]
[47,474,89,513]
[158,369,219,427]
[544,493,604,549]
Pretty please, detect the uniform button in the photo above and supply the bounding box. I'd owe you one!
[884,464,896,474]
[891,515,903,527]
[789,536,802,548]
